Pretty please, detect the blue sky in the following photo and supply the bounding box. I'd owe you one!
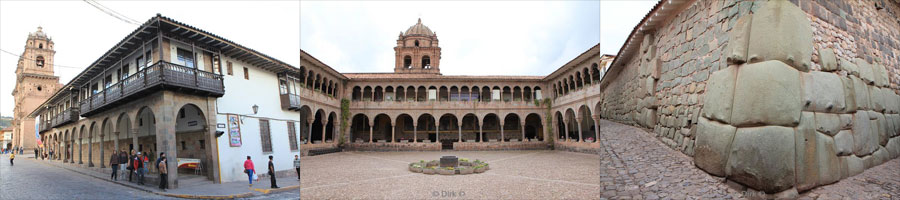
[0,1,299,117]
[300,1,602,76]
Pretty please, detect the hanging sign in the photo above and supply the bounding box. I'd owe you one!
[228,114,242,147]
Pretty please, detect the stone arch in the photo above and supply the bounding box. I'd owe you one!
[483,113,501,142]
[417,113,437,142]
[404,55,412,68]
[395,114,414,142]
[591,63,601,83]
[363,86,373,101]
[79,124,87,164]
[438,114,459,142]
[579,105,597,142]
[439,86,449,101]
[116,112,132,153]
[374,86,384,102]
[326,112,337,142]
[311,109,326,143]
[525,113,543,141]
[565,108,577,141]
[461,113,479,142]
[373,114,392,142]
[555,111,565,140]
[134,106,156,159]
[89,121,99,167]
[513,86,522,101]
[502,86,512,102]
[352,86,362,101]
[504,113,522,141]
[422,55,431,68]
[575,72,583,89]
[350,114,370,143]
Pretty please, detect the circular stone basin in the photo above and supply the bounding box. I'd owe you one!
[409,158,489,175]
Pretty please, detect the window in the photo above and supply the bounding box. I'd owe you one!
[36,56,44,68]
[104,75,112,89]
[122,65,130,80]
[37,86,42,91]
[279,79,288,94]
[422,56,431,69]
[213,55,221,75]
[287,122,298,151]
[145,50,152,67]
[179,109,185,118]
[259,120,272,152]
[492,89,501,101]
[243,67,249,80]
[403,56,412,68]
[176,48,195,68]
[136,56,145,70]
[39,43,43,49]
[91,83,99,94]
[181,141,186,150]
[428,89,437,101]
[199,140,205,149]
[415,40,419,47]
[226,61,233,75]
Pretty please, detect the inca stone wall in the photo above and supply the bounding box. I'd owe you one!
[600,0,900,196]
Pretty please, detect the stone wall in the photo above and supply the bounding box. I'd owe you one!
[600,0,900,196]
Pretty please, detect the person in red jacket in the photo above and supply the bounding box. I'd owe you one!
[244,156,255,187]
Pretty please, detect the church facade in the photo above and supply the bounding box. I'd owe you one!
[10,27,62,152]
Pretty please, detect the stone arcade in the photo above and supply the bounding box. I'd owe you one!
[298,18,610,155]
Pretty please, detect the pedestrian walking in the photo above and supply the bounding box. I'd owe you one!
[34,149,38,159]
[268,155,279,189]
[158,154,168,191]
[134,152,145,185]
[294,155,300,180]
[244,156,255,187]
[8,152,14,166]
[142,152,150,175]
[118,150,127,181]
[110,151,119,181]
[128,150,135,182]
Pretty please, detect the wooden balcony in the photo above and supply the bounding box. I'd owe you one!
[51,108,79,128]
[80,61,225,116]
[280,93,301,110]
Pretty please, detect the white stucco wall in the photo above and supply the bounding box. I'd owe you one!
[214,57,301,182]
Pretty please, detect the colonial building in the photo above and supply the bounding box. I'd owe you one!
[1,127,12,150]
[11,27,62,152]
[28,15,302,188]
[297,19,608,155]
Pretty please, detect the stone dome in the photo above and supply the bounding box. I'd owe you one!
[404,18,434,36]
[30,26,48,39]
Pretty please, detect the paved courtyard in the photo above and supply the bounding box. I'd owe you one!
[300,119,900,199]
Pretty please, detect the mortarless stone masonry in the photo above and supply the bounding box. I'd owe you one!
[599,0,900,196]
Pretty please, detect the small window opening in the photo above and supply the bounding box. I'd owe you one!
[422,56,431,69]
[415,40,419,47]
[403,56,412,69]
[36,56,44,68]
[39,43,43,49]
[199,140,205,149]
[37,86,42,91]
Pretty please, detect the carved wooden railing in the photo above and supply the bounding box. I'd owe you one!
[79,61,224,116]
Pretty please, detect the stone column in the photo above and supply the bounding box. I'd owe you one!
[435,120,439,143]
[391,122,396,143]
[413,125,417,143]
[368,125,373,143]
[563,120,569,143]
[576,117,583,142]
[321,120,327,143]
[113,132,119,159]
[157,92,179,189]
[479,125,483,142]
[500,121,504,143]
[307,120,314,143]
[521,124,526,142]
[78,135,83,164]
[88,134,93,167]
[99,133,105,168]
[131,128,139,153]
[458,122,462,142]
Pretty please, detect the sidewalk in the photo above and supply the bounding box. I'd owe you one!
[34,159,299,199]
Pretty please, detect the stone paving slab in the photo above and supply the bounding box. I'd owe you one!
[802,158,900,199]
[33,158,298,199]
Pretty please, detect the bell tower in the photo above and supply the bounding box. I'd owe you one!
[394,18,441,74]
[10,26,61,151]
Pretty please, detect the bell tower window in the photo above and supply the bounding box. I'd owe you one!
[39,43,43,49]
[404,56,412,68]
[36,56,44,68]
[422,56,431,69]
[414,40,419,47]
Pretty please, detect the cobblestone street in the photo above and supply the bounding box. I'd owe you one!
[0,155,175,200]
